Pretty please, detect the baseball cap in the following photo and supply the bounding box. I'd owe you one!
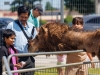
[34,5,43,15]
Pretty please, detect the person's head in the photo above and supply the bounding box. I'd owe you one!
[17,5,30,25]
[72,17,83,30]
[32,4,43,17]
[3,29,16,46]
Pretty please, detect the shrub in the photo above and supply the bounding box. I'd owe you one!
[64,15,73,25]
[40,20,47,26]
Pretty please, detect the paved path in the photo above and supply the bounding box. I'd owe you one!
[34,55,99,67]
[34,55,57,67]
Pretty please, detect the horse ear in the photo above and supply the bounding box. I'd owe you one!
[41,26,48,34]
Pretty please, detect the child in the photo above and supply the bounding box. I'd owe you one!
[0,29,24,75]
[65,17,95,75]
[57,54,66,75]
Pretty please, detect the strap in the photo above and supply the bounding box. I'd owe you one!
[31,26,34,35]
[30,26,34,39]
[15,20,34,40]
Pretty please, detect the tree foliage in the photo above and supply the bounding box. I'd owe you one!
[64,15,73,24]
[40,20,47,26]
[45,1,57,11]
[10,0,41,12]
[64,0,95,14]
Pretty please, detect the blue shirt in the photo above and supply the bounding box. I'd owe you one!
[6,21,37,53]
[28,9,40,28]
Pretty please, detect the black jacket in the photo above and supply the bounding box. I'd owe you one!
[0,43,17,75]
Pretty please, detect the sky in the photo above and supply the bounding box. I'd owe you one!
[0,0,61,10]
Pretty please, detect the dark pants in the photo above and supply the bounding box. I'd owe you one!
[19,56,35,75]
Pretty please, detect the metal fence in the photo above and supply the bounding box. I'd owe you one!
[0,0,97,23]
[2,50,100,75]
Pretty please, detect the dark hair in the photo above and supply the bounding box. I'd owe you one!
[3,29,16,39]
[72,17,83,25]
[17,6,30,16]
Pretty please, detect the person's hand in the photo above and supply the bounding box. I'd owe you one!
[19,61,26,68]
[14,63,22,69]
[91,62,95,68]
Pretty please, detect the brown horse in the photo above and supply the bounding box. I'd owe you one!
[28,22,100,60]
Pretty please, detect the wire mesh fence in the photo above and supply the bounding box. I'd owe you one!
[0,0,98,25]
[0,0,99,27]
[34,55,100,75]
[2,51,100,75]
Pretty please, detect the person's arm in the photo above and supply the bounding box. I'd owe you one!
[10,62,21,69]
[0,47,6,74]
[87,52,95,68]
[87,52,93,61]
[36,18,40,32]
[36,27,39,32]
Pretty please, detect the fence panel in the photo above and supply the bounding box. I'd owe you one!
[2,51,100,75]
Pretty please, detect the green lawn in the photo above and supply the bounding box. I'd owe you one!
[34,68,100,75]
[88,68,100,75]
[35,68,57,75]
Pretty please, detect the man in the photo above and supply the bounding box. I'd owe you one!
[28,4,43,32]
[6,6,37,75]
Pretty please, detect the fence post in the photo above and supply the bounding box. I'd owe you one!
[60,0,64,23]
[95,0,98,14]
[2,56,13,75]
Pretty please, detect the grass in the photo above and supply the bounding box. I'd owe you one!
[34,68,100,75]
[88,68,100,74]
[35,68,57,75]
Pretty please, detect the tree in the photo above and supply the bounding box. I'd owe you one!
[10,0,42,12]
[45,1,57,11]
[64,0,95,14]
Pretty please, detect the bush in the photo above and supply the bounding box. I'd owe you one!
[40,20,47,26]
[64,15,73,25]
